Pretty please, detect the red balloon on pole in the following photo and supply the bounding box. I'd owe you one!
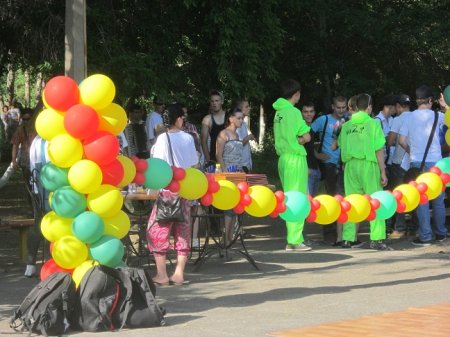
[40,258,73,281]
[43,76,80,111]
[101,159,124,186]
[83,131,119,166]
[64,104,99,140]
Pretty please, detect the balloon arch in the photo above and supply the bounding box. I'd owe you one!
[36,75,450,285]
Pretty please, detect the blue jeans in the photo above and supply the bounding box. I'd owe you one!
[411,162,447,241]
[308,168,321,196]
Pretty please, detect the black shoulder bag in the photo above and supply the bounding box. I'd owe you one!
[403,111,438,182]
[154,133,184,223]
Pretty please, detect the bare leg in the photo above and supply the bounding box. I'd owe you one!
[152,253,169,284]
[170,255,188,284]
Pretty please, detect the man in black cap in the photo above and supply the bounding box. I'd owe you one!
[398,85,448,246]
[387,94,412,238]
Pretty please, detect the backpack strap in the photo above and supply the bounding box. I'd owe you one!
[318,115,328,153]
[420,111,439,170]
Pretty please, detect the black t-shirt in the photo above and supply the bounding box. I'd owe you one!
[305,129,319,169]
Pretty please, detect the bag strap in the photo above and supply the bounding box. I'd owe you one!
[165,132,175,166]
[318,115,328,153]
[420,111,438,170]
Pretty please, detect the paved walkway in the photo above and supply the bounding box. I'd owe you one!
[1,206,450,336]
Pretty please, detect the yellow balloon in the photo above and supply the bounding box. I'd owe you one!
[72,260,99,288]
[245,185,276,217]
[394,184,420,212]
[344,194,370,223]
[416,172,443,200]
[52,235,88,269]
[445,108,450,127]
[68,160,103,194]
[40,211,73,242]
[98,103,127,135]
[314,194,341,225]
[79,74,115,110]
[48,134,83,168]
[35,108,66,140]
[117,155,136,188]
[87,184,123,217]
[211,179,240,210]
[48,192,53,208]
[102,210,131,239]
[178,168,208,200]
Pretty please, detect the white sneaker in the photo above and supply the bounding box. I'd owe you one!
[285,243,312,252]
[24,264,37,277]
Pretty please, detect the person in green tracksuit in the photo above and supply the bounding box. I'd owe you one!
[338,93,392,250]
[273,79,311,251]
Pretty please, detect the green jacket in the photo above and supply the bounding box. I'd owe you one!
[273,98,310,156]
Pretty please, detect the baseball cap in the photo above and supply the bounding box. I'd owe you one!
[395,94,412,105]
[382,94,397,106]
[415,85,434,99]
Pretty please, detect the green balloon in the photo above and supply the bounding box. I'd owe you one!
[72,211,105,244]
[52,186,87,218]
[435,157,450,175]
[443,85,450,107]
[279,191,311,222]
[371,191,396,220]
[39,163,69,191]
[143,157,173,190]
[89,235,124,267]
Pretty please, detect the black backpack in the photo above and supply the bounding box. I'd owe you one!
[10,272,76,336]
[71,265,165,332]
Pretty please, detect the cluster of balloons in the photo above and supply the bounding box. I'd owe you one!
[37,75,135,285]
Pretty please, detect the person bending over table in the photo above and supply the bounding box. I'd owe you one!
[146,103,199,286]
[216,107,244,246]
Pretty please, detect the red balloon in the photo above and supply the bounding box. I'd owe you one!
[240,194,252,206]
[369,199,380,210]
[131,156,139,163]
[429,166,442,175]
[269,210,279,218]
[363,194,371,201]
[233,204,245,214]
[135,159,148,172]
[341,200,351,212]
[274,190,285,202]
[40,258,73,281]
[306,211,317,222]
[237,182,249,194]
[201,193,213,206]
[133,172,146,185]
[276,202,287,213]
[43,76,80,111]
[173,167,186,180]
[101,159,124,186]
[64,104,99,140]
[208,181,220,193]
[419,194,429,204]
[310,199,321,211]
[416,182,428,194]
[396,201,406,213]
[409,181,418,187]
[441,173,450,184]
[335,194,344,202]
[392,190,403,200]
[366,210,377,221]
[83,131,119,166]
[337,213,348,224]
[166,180,180,192]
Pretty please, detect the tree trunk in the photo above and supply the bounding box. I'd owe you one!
[6,65,15,106]
[24,69,30,107]
[35,72,43,103]
[257,104,265,150]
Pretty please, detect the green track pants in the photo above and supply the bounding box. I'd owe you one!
[342,158,386,241]
[278,153,308,245]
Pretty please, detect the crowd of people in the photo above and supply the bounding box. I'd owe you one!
[273,79,449,253]
[3,80,449,283]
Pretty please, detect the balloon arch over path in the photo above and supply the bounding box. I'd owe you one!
[37,75,450,284]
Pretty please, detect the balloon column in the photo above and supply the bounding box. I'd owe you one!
[37,75,134,284]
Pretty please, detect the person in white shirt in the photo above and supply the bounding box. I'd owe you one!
[398,85,447,246]
[387,94,412,239]
[374,95,396,165]
[233,98,256,173]
[145,97,165,151]
[147,103,199,286]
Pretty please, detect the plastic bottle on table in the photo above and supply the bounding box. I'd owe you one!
[215,163,222,173]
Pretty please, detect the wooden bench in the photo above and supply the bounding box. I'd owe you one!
[0,218,35,262]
